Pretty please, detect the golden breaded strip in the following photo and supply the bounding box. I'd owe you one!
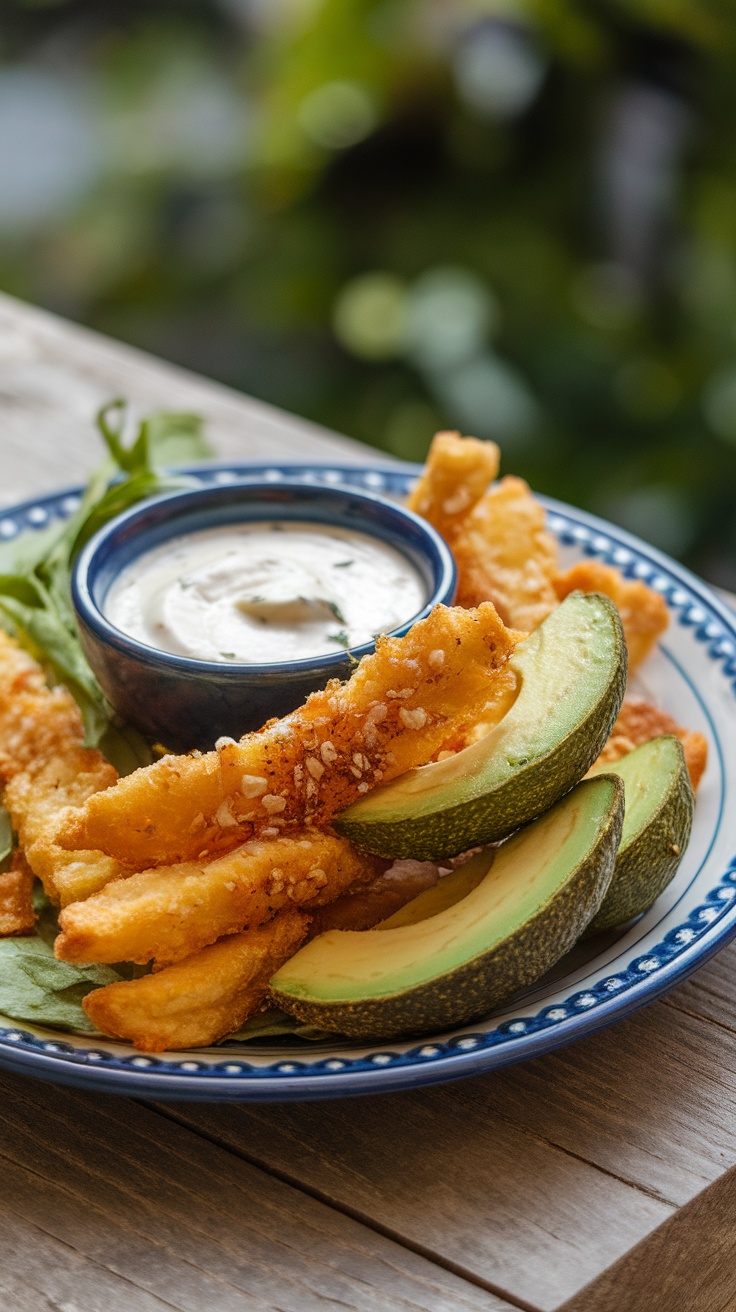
[83,909,308,1051]
[0,852,35,936]
[594,698,707,790]
[406,431,499,544]
[307,859,441,935]
[0,686,83,783]
[5,754,128,906]
[0,630,125,903]
[58,603,519,868]
[56,831,383,966]
[452,476,559,631]
[554,563,668,671]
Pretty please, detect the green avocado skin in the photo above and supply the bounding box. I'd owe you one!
[335,600,628,862]
[587,739,694,934]
[271,778,625,1042]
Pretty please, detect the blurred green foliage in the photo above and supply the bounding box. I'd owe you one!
[2,0,736,583]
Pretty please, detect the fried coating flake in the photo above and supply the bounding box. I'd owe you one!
[0,852,36,936]
[554,563,668,671]
[452,476,559,631]
[56,831,384,966]
[83,908,308,1051]
[594,698,707,790]
[406,431,500,544]
[57,603,520,868]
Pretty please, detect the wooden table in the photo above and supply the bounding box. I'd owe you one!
[1,291,734,1312]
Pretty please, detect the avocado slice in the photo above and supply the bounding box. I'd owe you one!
[334,591,627,861]
[270,775,624,1041]
[586,736,694,934]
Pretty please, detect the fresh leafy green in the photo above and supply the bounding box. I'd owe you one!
[0,399,211,755]
[0,888,126,1035]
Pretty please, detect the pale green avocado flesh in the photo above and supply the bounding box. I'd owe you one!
[334,591,627,861]
[587,735,695,934]
[270,775,624,1040]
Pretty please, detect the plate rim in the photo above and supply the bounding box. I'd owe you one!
[1,457,735,1101]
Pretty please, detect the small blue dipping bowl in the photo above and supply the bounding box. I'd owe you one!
[72,479,456,750]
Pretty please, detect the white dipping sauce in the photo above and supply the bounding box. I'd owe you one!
[104,520,427,664]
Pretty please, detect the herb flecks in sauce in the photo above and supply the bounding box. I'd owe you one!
[105,521,426,665]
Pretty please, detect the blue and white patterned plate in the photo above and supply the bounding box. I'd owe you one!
[1,460,734,1101]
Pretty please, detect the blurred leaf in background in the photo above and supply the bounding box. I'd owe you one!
[1,0,736,584]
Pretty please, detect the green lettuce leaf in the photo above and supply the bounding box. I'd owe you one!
[0,399,211,752]
[0,887,151,1036]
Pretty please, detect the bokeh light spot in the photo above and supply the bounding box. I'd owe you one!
[438,352,538,442]
[333,272,407,360]
[454,22,547,120]
[298,81,377,151]
[406,266,499,371]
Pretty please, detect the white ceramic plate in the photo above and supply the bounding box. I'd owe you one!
[0,460,734,1100]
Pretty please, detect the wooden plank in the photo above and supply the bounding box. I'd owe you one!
[161,1079,672,1312]
[444,998,736,1208]
[0,1211,175,1312]
[0,291,366,509]
[0,1073,510,1312]
[558,1161,736,1312]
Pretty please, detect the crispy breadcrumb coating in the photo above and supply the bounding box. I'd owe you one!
[83,909,308,1051]
[57,603,520,868]
[451,476,559,631]
[0,630,127,912]
[56,831,383,966]
[406,431,500,544]
[0,852,35,936]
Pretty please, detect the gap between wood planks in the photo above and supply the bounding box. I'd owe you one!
[0,1075,511,1312]
[143,1094,666,1312]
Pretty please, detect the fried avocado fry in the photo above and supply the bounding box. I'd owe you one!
[56,831,384,966]
[0,632,84,784]
[0,852,36,936]
[0,630,127,910]
[594,698,707,790]
[83,909,308,1051]
[5,753,128,907]
[554,562,668,671]
[452,476,559,631]
[57,603,519,868]
[406,431,500,543]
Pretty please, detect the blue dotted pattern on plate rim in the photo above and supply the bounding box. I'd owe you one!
[1,460,735,1098]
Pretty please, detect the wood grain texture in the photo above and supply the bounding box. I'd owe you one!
[558,1161,736,1312]
[0,1073,510,1312]
[665,936,736,1034]
[161,1083,673,1312]
[0,291,365,508]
